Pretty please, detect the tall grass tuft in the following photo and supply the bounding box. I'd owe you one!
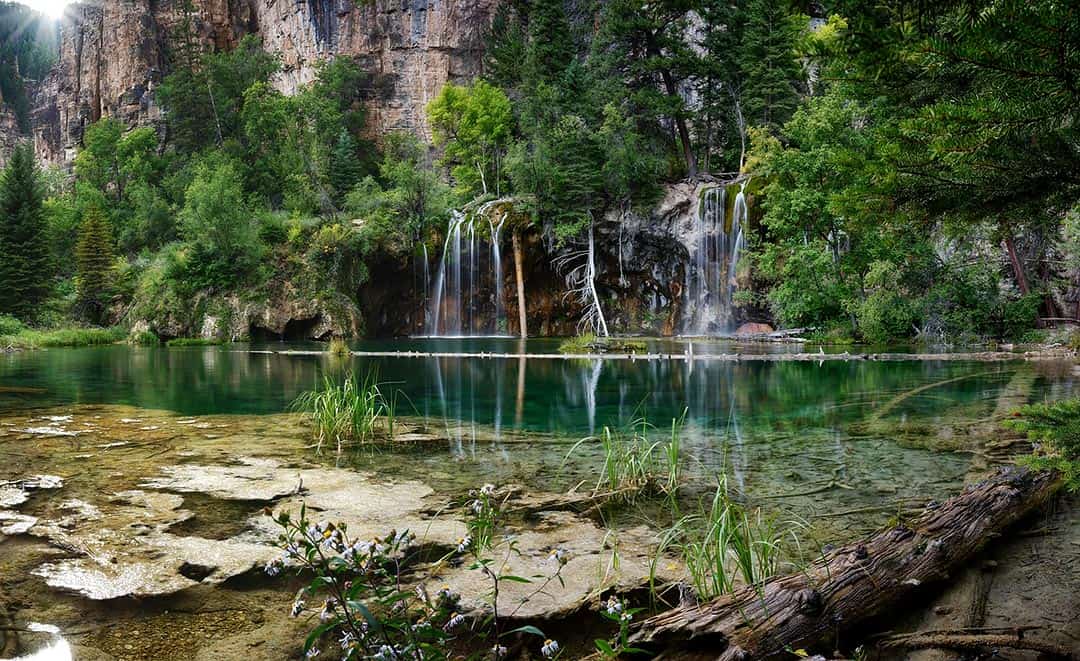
[291,373,388,453]
[328,338,351,358]
[564,412,684,503]
[1,326,126,349]
[559,333,596,354]
[655,474,797,601]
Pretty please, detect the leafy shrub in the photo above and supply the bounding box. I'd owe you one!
[1005,399,1080,490]
[1002,293,1043,340]
[0,314,25,336]
[128,330,159,345]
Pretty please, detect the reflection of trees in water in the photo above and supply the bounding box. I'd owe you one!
[4,348,1075,453]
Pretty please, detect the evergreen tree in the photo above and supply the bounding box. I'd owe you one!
[0,142,51,319]
[592,0,700,176]
[737,0,805,132]
[483,2,528,88]
[330,129,363,204]
[524,0,575,88]
[74,205,115,324]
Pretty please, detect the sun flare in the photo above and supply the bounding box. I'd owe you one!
[17,0,71,19]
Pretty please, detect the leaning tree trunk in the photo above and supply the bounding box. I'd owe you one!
[512,229,527,339]
[630,467,1061,660]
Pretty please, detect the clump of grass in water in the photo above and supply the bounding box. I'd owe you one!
[327,337,351,358]
[166,337,222,347]
[564,411,685,503]
[559,333,596,354]
[291,373,388,453]
[654,474,800,600]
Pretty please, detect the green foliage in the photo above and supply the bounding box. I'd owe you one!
[0,326,126,350]
[128,330,160,345]
[563,414,683,504]
[657,475,793,600]
[74,205,116,324]
[737,0,806,132]
[177,158,263,291]
[0,314,25,336]
[558,333,597,354]
[0,3,57,130]
[1006,399,1080,491]
[427,80,514,199]
[344,132,451,247]
[291,373,390,453]
[165,337,222,346]
[0,143,52,320]
[158,34,280,153]
[329,129,364,204]
[265,496,563,660]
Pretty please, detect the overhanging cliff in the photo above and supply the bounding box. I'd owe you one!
[28,0,495,164]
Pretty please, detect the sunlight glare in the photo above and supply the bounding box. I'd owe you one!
[15,0,71,19]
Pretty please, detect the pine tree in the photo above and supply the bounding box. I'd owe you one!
[738,0,804,132]
[524,0,575,88]
[329,129,363,205]
[74,205,115,324]
[0,142,51,320]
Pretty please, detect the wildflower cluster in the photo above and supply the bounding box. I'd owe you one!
[265,504,462,660]
[465,483,500,553]
[593,596,646,658]
[266,488,569,660]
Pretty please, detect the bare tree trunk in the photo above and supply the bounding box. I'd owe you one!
[631,467,1061,660]
[512,229,527,339]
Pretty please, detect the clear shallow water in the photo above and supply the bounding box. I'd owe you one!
[3,340,1077,517]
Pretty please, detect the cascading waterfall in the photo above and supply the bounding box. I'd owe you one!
[682,181,748,334]
[426,204,509,336]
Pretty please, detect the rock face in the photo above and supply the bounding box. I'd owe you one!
[29,0,496,165]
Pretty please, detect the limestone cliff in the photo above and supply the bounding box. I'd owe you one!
[30,0,495,164]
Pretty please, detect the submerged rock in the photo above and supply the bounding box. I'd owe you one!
[0,475,64,507]
[429,511,681,620]
[145,457,469,548]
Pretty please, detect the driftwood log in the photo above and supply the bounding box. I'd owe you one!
[629,467,1062,660]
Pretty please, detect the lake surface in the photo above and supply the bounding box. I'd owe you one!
[3,339,1076,512]
[1,340,1077,659]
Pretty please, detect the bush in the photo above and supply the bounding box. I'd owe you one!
[1002,293,1043,340]
[1005,399,1080,491]
[0,314,25,336]
[128,330,160,345]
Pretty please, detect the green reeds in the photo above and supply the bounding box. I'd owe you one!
[291,372,388,453]
[564,411,685,503]
[656,474,795,600]
[558,333,596,354]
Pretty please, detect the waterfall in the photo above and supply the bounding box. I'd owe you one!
[682,181,748,334]
[426,205,509,336]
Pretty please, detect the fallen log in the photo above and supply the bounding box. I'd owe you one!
[630,467,1062,660]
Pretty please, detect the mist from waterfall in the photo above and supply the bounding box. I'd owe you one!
[682,182,748,335]
[426,204,509,337]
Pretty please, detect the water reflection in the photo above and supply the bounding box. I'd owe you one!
[1,344,1076,445]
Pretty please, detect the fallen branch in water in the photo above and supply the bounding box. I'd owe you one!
[877,629,1073,659]
[629,467,1062,660]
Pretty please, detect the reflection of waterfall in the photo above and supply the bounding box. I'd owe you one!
[426,205,508,336]
[683,182,748,334]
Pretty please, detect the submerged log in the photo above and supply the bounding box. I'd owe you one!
[629,467,1061,660]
